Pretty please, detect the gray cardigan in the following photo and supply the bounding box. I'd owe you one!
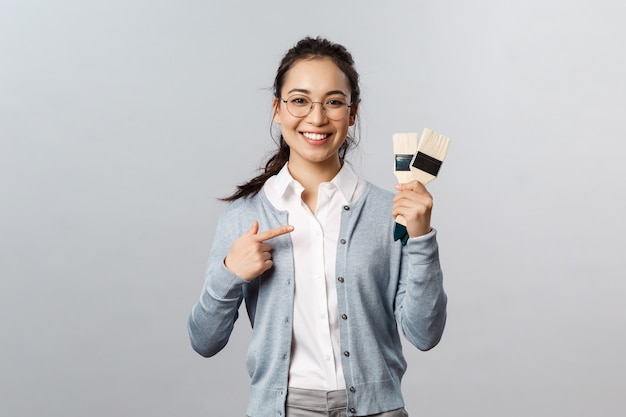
[188,182,447,417]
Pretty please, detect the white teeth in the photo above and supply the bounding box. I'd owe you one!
[303,132,329,141]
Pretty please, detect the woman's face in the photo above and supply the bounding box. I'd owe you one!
[273,57,356,172]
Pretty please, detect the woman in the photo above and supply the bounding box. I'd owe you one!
[188,37,447,417]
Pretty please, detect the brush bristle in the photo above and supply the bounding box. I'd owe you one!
[417,128,450,161]
[393,133,419,155]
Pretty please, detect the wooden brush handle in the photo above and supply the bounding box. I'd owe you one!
[412,171,435,186]
[393,172,414,226]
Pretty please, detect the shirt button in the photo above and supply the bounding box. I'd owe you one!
[337,277,344,283]
[341,314,347,320]
[343,351,350,357]
[340,239,346,244]
[349,386,356,393]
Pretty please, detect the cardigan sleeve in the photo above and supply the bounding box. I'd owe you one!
[394,229,447,351]
[188,205,248,357]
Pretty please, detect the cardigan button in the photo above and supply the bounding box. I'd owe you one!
[337,277,344,283]
[343,351,350,357]
[349,386,356,392]
[350,408,356,413]
[341,314,347,320]
[340,239,346,244]
[343,205,350,210]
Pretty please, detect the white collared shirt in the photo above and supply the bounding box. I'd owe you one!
[263,163,366,390]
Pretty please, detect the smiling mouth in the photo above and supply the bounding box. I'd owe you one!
[302,132,331,141]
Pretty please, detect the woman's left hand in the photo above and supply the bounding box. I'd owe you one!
[392,180,433,238]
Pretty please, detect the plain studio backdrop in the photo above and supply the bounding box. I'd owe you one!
[1,1,625,416]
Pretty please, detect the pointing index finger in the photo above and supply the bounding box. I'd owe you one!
[255,225,294,242]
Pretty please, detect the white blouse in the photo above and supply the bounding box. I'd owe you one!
[263,163,366,390]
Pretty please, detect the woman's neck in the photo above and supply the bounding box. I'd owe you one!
[287,158,342,213]
[288,157,341,188]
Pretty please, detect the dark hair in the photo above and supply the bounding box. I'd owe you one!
[221,36,361,201]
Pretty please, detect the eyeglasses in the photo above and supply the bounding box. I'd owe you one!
[281,95,352,121]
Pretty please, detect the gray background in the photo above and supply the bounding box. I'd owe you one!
[2,1,625,416]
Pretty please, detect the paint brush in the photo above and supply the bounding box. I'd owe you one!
[410,128,451,185]
[392,128,451,245]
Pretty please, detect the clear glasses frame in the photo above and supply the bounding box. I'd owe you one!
[280,95,353,121]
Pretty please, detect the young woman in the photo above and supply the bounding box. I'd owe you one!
[188,37,447,417]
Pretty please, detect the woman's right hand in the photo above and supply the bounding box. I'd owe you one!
[224,221,294,281]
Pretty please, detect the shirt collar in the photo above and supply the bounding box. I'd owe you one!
[272,164,299,199]
[272,162,359,203]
